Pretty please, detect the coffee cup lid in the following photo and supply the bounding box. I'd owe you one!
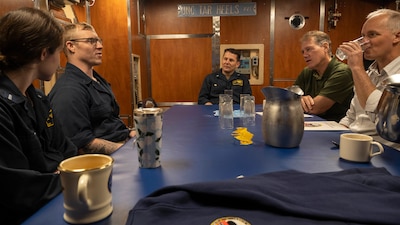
[134,107,163,116]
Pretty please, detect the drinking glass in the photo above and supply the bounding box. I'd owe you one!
[336,37,368,61]
[240,94,250,116]
[224,89,233,98]
[219,94,233,129]
[241,95,255,127]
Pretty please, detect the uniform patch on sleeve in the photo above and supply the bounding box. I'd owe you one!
[46,109,55,127]
[232,79,243,86]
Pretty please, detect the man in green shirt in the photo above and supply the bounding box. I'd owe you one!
[294,30,354,122]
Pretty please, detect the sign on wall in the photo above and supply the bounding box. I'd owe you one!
[177,3,257,17]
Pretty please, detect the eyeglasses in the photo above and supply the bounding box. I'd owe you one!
[69,37,103,45]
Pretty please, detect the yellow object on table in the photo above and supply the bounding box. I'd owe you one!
[231,127,254,145]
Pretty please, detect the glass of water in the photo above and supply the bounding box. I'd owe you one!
[219,94,233,129]
[336,37,368,61]
[240,94,250,116]
[241,95,255,127]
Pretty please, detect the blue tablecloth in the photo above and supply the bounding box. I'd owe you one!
[22,105,400,225]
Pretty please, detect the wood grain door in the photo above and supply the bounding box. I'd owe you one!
[272,0,321,88]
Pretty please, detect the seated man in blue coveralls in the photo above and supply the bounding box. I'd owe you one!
[198,48,252,105]
[49,22,135,155]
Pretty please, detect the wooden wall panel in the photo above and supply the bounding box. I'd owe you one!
[145,0,214,104]
[273,0,320,87]
[0,0,33,16]
[131,0,148,99]
[71,4,86,22]
[150,38,212,102]
[220,0,270,103]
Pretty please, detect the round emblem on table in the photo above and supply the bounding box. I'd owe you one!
[210,216,251,225]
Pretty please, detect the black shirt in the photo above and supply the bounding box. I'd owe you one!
[0,74,77,224]
[198,69,252,104]
[49,63,129,149]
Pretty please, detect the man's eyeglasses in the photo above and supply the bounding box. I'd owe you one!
[69,37,103,45]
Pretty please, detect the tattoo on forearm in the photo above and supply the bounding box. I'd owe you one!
[82,139,121,154]
[94,145,107,154]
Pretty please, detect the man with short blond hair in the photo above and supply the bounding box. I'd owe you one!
[49,23,135,154]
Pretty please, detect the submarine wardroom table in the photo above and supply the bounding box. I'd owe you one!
[22,105,400,225]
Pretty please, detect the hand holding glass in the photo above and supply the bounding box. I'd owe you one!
[336,37,368,61]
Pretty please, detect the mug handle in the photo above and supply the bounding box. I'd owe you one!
[370,141,384,157]
[77,174,92,208]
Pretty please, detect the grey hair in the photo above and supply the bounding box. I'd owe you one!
[300,30,332,56]
[367,9,400,33]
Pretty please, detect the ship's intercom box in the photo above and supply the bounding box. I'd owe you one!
[237,57,251,74]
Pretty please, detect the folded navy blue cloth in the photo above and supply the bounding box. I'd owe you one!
[126,168,400,225]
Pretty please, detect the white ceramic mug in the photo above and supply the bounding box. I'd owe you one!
[339,133,384,162]
[58,154,114,224]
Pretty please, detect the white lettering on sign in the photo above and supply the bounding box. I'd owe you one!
[200,5,212,15]
[178,3,256,17]
[180,6,195,16]
[216,5,240,15]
